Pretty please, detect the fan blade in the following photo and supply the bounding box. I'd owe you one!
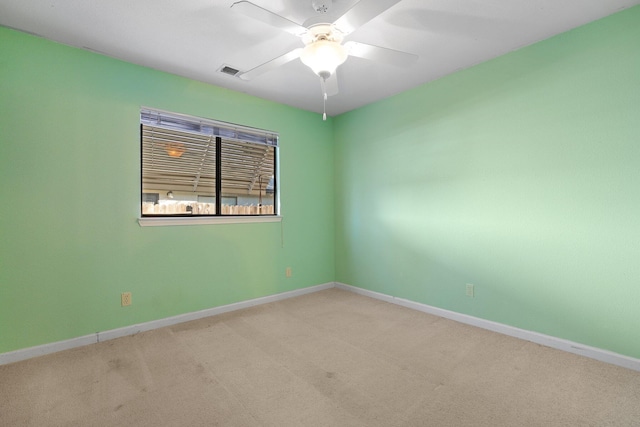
[325,73,339,96]
[231,1,307,36]
[333,0,402,35]
[344,41,417,67]
[238,48,304,81]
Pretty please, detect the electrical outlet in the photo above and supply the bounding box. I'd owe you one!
[286,267,292,278]
[121,292,132,306]
[466,284,474,298]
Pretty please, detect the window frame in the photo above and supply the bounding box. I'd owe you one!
[138,108,281,227]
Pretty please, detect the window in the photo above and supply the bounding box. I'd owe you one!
[140,109,278,221]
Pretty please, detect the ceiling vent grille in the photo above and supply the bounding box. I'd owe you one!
[219,65,241,76]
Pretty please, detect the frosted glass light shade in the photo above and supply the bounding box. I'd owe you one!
[300,40,348,80]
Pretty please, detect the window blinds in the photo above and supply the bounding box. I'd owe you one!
[141,109,277,195]
[140,109,278,147]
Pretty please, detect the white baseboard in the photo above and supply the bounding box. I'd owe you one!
[4,281,638,372]
[0,282,334,366]
[335,282,640,372]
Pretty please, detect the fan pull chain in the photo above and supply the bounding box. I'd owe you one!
[321,78,328,121]
[323,92,327,121]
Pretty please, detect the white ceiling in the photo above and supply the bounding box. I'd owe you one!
[1,0,638,116]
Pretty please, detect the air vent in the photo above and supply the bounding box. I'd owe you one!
[219,65,241,77]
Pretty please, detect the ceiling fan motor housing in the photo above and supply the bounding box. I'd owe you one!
[302,24,344,45]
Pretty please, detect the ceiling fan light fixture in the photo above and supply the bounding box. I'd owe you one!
[300,39,347,80]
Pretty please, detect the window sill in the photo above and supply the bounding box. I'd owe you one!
[138,216,282,227]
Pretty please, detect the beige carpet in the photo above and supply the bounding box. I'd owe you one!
[1,288,639,426]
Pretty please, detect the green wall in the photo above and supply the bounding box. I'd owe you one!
[0,27,335,354]
[2,6,640,361]
[334,7,640,359]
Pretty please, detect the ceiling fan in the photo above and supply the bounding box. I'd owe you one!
[231,0,417,119]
